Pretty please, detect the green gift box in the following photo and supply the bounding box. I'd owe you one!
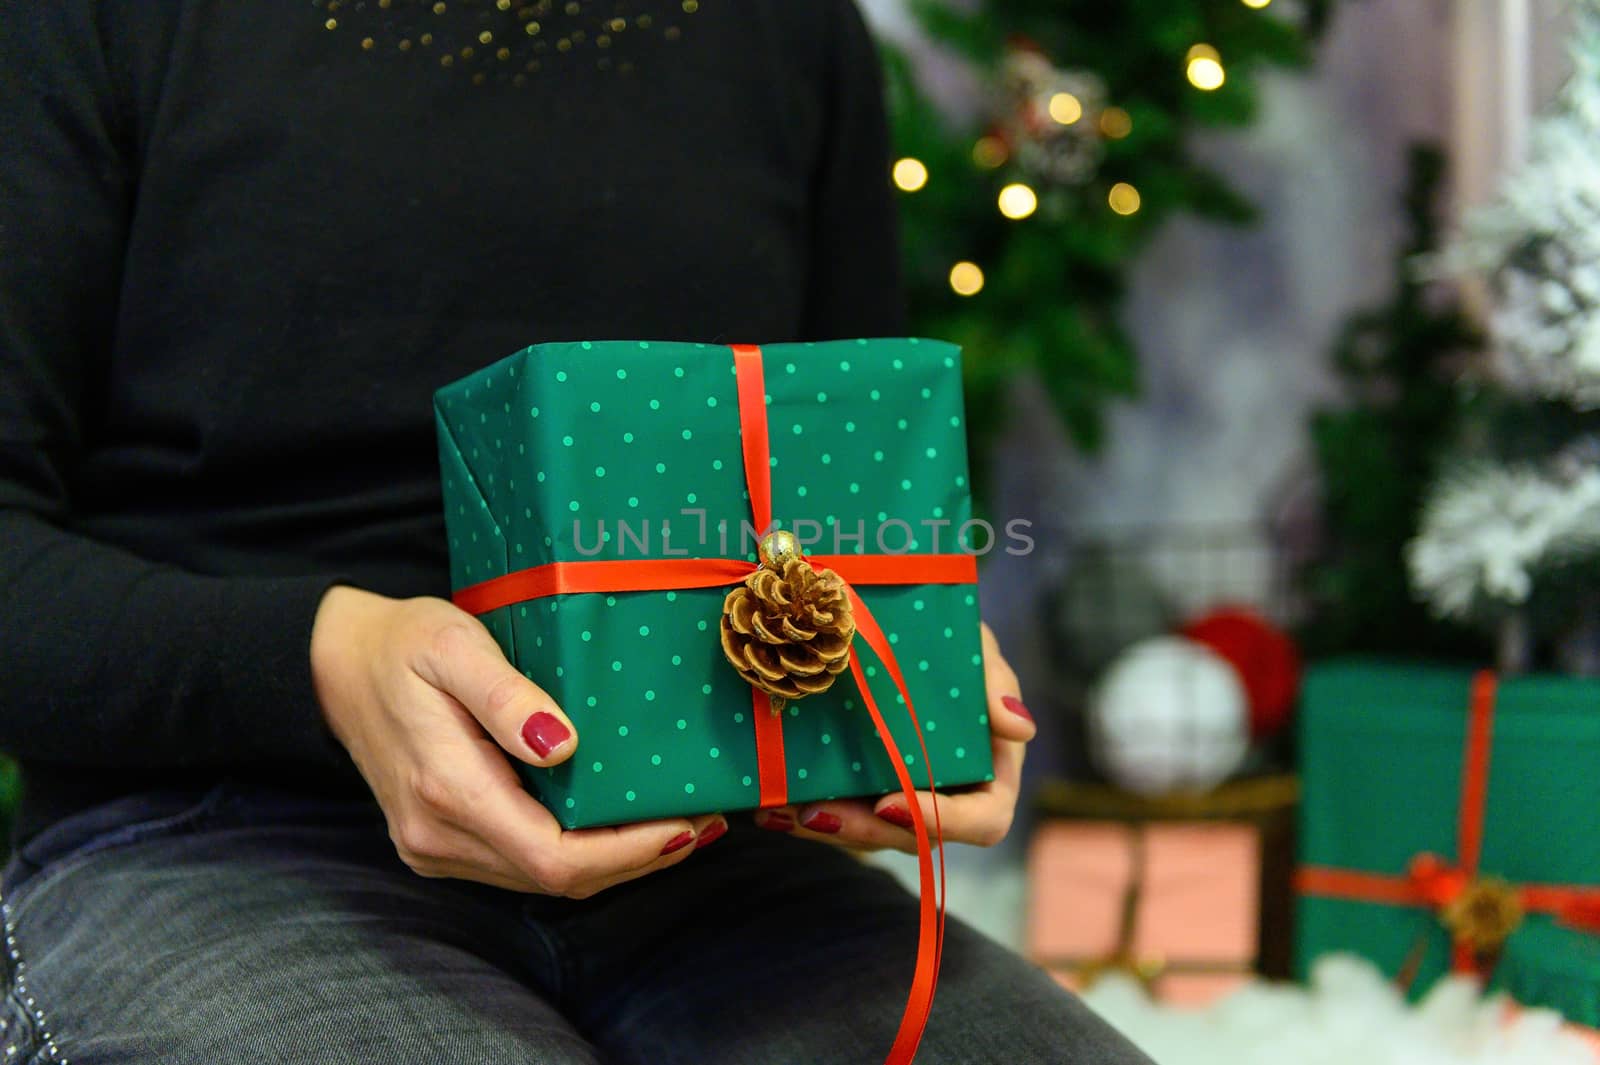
[1295,659,1600,1022]
[434,339,995,829]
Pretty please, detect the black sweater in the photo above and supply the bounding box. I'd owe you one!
[0,0,904,841]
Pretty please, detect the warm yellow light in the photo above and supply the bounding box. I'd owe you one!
[1048,92,1083,125]
[1186,44,1225,91]
[1242,0,1272,8]
[972,135,1009,170]
[949,262,985,297]
[1099,106,1133,139]
[1108,182,1142,216]
[997,183,1039,220]
[892,157,929,193]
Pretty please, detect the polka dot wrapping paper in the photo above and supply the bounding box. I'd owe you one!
[434,339,995,829]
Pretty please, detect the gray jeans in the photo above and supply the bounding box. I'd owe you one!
[1,784,1152,1064]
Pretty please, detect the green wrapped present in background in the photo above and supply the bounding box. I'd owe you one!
[435,339,995,830]
[1295,660,1600,1024]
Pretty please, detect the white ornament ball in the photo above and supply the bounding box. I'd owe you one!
[1087,636,1250,796]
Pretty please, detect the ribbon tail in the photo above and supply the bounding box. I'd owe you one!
[843,586,948,1064]
[849,652,942,1065]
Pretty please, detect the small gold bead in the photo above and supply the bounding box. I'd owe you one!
[360,37,374,50]
[564,1,579,13]
[478,30,493,44]
[525,20,540,35]
[441,54,454,66]
[497,0,511,8]
[609,17,626,31]
[379,0,391,7]
[497,47,510,60]
[596,34,610,48]
[460,45,474,58]
[637,14,652,28]
[398,38,412,50]
[664,26,681,40]
[682,0,698,12]
[324,18,338,30]
[556,37,571,51]
[472,72,486,85]
[760,530,802,569]
[432,1,446,12]
[420,33,433,45]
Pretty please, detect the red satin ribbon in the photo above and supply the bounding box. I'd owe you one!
[454,343,957,1064]
[1297,670,1600,974]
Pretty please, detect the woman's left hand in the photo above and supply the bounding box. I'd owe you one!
[752,622,1035,851]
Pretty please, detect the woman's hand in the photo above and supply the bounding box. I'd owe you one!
[310,587,724,897]
[750,622,1034,851]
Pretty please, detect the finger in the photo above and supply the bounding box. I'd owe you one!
[395,827,544,891]
[782,799,911,852]
[752,806,798,833]
[981,622,1035,743]
[869,782,1018,849]
[471,781,722,896]
[413,616,578,767]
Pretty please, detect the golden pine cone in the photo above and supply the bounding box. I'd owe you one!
[720,556,856,706]
[1441,877,1524,953]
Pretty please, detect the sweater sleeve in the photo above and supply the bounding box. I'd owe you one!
[0,5,348,772]
[800,0,908,341]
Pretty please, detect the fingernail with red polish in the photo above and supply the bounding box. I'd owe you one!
[760,813,795,832]
[801,810,842,834]
[695,819,728,850]
[1001,695,1034,723]
[660,831,695,855]
[521,712,572,758]
[877,805,916,830]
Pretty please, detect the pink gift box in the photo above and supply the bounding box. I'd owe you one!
[1027,821,1260,1005]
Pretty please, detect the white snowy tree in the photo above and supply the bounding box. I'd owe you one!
[1409,0,1600,655]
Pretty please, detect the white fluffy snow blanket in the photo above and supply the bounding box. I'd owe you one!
[1080,954,1598,1065]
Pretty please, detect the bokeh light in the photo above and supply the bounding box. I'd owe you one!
[949,261,986,296]
[998,183,1039,220]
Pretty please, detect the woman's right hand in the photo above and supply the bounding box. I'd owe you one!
[309,586,724,897]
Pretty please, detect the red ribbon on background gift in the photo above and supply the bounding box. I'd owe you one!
[454,344,972,1064]
[1297,671,1600,977]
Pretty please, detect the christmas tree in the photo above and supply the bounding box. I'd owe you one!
[883,0,1339,488]
[1301,144,1483,660]
[1408,0,1600,670]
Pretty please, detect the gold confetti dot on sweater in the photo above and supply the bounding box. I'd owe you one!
[325,17,338,29]
[478,30,493,43]
[497,47,511,60]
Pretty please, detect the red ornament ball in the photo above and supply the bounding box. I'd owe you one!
[1180,606,1301,738]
